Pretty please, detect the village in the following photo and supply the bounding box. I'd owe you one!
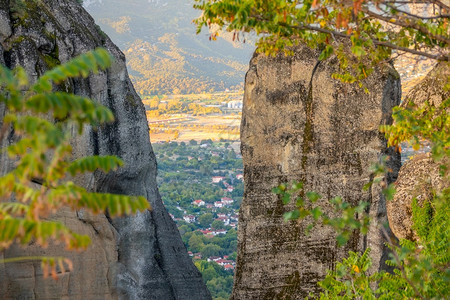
[168,174,243,271]
[152,140,243,276]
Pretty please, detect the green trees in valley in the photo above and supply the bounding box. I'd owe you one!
[199,213,214,227]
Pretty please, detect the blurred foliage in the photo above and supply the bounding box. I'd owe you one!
[272,182,370,246]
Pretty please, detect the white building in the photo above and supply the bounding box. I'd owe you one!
[212,176,225,183]
[227,101,243,109]
[221,197,233,205]
[183,215,196,223]
[192,199,205,206]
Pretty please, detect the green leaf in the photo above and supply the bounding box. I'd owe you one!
[336,234,348,246]
[67,156,124,176]
[311,207,323,220]
[272,187,282,194]
[306,191,321,203]
[363,181,372,191]
[284,209,300,221]
[282,193,291,205]
[382,184,396,201]
[291,181,303,191]
[318,45,334,61]
[32,48,112,93]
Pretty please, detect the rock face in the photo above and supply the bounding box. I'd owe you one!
[232,46,401,299]
[0,0,210,299]
[388,154,447,241]
[388,63,449,241]
[401,62,449,108]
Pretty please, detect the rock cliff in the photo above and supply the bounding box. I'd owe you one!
[388,154,447,241]
[400,62,449,108]
[388,62,449,241]
[232,45,401,299]
[0,0,210,299]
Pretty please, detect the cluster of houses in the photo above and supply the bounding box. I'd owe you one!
[176,173,243,226]
[183,214,196,223]
[192,196,235,209]
[181,212,239,230]
[210,174,243,204]
[187,252,236,271]
[198,228,228,236]
[212,174,243,184]
[207,256,236,271]
[213,197,234,208]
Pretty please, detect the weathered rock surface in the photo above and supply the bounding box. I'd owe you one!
[0,0,210,299]
[388,62,449,241]
[401,62,449,108]
[388,154,447,241]
[232,46,401,299]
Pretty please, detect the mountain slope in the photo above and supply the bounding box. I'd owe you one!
[85,0,254,95]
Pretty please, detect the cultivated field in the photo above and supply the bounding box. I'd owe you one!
[148,114,241,143]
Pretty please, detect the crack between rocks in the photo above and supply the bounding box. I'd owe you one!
[363,173,374,251]
[300,60,321,182]
[32,263,37,300]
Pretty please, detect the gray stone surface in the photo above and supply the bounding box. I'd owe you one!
[401,62,449,108]
[0,0,210,299]
[232,45,401,299]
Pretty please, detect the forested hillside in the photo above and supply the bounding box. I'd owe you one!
[84,0,254,95]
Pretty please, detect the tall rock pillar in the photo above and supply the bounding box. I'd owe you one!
[0,0,210,299]
[232,45,401,299]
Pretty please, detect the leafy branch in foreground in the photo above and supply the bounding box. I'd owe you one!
[194,0,449,83]
[0,48,150,277]
[272,182,370,246]
[381,96,450,165]
[312,187,449,299]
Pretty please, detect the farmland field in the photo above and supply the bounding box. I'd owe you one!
[144,93,242,142]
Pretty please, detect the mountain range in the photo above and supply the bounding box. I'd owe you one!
[84,0,255,95]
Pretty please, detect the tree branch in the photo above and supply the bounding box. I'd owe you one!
[381,227,424,300]
[384,0,450,11]
[429,0,450,11]
[275,21,448,61]
[381,1,450,20]
[363,9,450,45]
